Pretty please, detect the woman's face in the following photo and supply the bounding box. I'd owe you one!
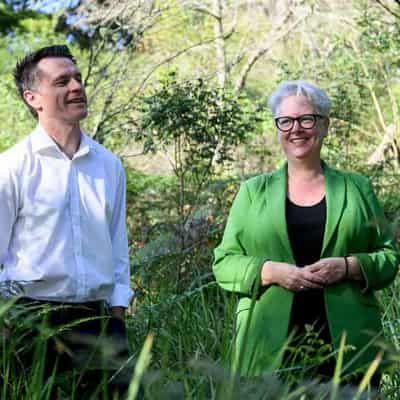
[276,95,328,162]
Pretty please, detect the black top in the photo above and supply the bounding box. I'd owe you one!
[285,197,330,342]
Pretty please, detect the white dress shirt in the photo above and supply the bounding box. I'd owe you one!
[0,125,133,307]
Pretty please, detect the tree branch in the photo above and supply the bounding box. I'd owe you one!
[234,14,305,93]
[367,124,397,165]
[135,35,223,93]
[191,6,219,19]
[374,0,400,19]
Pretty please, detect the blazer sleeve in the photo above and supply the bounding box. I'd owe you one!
[351,179,399,292]
[213,182,266,296]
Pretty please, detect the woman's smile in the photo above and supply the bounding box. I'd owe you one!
[289,136,311,144]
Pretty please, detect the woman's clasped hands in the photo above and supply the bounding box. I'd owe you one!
[261,257,347,292]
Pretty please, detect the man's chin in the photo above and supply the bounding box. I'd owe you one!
[62,111,88,125]
[74,110,88,121]
[79,111,88,120]
[68,103,88,120]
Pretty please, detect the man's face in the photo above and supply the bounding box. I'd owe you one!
[25,57,88,124]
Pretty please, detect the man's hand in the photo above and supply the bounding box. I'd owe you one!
[110,306,126,321]
[303,257,346,286]
[261,261,325,291]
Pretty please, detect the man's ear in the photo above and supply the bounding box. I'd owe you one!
[23,90,42,113]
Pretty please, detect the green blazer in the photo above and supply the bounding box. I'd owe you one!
[213,162,399,376]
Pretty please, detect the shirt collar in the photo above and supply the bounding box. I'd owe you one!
[31,125,94,158]
[75,131,92,158]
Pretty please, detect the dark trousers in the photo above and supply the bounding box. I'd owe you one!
[11,298,132,397]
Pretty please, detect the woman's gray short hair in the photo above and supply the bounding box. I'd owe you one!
[268,80,331,117]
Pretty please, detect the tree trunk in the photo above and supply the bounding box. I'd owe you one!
[213,0,226,89]
[367,124,398,165]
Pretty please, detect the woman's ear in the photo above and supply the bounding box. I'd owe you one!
[321,117,330,137]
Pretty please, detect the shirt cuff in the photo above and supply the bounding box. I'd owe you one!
[108,283,134,307]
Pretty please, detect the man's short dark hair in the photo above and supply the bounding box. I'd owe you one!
[13,45,76,119]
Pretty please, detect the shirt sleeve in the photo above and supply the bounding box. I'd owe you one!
[351,179,400,292]
[213,182,266,296]
[107,160,134,307]
[0,159,18,265]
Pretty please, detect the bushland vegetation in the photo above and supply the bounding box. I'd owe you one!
[1,1,400,398]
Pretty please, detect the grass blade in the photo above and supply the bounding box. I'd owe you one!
[126,333,154,400]
[330,333,346,400]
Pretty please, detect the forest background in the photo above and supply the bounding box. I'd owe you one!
[1,0,400,399]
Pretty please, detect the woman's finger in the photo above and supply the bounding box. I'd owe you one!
[295,275,324,290]
[303,263,323,273]
[308,273,326,285]
[302,270,326,284]
[304,280,324,289]
[296,281,323,291]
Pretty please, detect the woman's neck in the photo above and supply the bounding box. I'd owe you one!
[286,158,325,206]
[287,158,323,182]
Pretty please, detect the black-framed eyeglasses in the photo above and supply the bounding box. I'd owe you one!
[274,114,326,132]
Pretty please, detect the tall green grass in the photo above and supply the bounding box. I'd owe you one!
[1,274,399,399]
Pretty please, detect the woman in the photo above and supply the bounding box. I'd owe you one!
[213,80,399,382]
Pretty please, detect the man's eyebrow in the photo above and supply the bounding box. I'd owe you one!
[52,72,82,82]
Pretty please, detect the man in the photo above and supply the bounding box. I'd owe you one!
[0,45,133,394]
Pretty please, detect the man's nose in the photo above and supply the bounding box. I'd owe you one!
[69,78,83,91]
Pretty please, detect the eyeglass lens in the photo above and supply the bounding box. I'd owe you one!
[276,114,318,131]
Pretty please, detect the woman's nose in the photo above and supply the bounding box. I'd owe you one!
[290,119,302,132]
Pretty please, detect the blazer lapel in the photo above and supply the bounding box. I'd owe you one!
[321,163,346,256]
[267,164,296,264]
